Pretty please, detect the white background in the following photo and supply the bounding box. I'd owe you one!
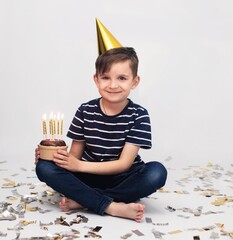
[0,0,232,165]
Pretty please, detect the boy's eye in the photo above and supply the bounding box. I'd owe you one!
[101,76,109,80]
[119,76,127,81]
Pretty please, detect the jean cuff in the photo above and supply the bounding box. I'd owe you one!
[98,197,113,215]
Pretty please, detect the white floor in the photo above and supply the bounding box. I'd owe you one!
[0,159,232,240]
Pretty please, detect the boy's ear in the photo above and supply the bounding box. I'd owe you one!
[93,74,99,87]
[131,76,140,89]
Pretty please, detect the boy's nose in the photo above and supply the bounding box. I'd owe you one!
[109,79,118,88]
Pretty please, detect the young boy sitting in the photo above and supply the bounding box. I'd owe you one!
[36,46,167,222]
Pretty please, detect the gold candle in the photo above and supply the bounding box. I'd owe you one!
[42,114,47,139]
[57,112,60,138]
[61,113,64,137]
[49,112,53,139]
[53,114,56,138]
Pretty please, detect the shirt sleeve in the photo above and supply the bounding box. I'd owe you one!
[66,107,85,141]
[125,108,152,149]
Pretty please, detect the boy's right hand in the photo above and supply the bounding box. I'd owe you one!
[35,147,40,164]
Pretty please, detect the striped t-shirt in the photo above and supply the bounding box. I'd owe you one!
[67,98,152,164]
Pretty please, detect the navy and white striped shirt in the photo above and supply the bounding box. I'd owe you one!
[67,98,152,164]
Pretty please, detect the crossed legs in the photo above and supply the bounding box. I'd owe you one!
[36,160,167,222]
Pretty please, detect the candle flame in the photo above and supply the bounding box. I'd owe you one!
[49,112,53,119]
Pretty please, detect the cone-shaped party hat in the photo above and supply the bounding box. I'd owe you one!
[96,18,122,55]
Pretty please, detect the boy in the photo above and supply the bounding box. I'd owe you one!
[36,47,167,222]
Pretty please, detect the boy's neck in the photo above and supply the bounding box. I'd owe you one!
[101,98,129,116]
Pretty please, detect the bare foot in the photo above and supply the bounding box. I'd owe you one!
[105,202,145,222]
[59,197,83,212]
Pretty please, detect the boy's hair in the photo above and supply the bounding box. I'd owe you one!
[95,47,139,78]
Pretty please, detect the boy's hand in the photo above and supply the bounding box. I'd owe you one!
[53,149,79,172]
[35,147,40,164]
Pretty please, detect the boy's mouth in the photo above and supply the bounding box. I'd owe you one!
[106,91,121,94]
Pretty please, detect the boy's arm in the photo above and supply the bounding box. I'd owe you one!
[75,143,140,175]
[54,142,140,175]
[69,140,85,159]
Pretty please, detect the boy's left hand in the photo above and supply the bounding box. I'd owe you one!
[53,149,79,172]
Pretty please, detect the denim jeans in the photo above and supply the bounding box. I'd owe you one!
[36,160,167,215]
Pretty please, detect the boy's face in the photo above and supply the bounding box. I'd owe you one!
[94,60,140,104]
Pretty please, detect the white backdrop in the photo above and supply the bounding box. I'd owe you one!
[0,0,232,165]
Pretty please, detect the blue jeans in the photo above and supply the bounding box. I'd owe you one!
[36,160,167,215]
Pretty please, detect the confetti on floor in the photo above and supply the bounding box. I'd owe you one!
[0,160,233,239]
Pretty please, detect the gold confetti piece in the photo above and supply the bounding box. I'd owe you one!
[44,189,54,196]
[3,178,12,181]
[201,190,221,197]
[211,196,231,206]
[168,230,182,234]
[86,231,102,239]
[174,190,183,194]
[49,200,58,205]
[25,206,38,212]
[30,192,38,195]
[207,162,213,167]
[41,226,48,231]
[6,196,18,201]
[220,229,233,238]
[158,188,170,193]
[19,220,36,226]
[211,200,225,206]
[202,225,216,231]
[215,223,224,229]
[229,232,233,237]
[54,216,70,226]
[174,190,189,194]
[2,181,16,187]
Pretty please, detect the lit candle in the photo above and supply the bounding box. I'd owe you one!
[49,112,53,139]
[53,114,56,139]
[57,112,61,138]
[42,114,47,139]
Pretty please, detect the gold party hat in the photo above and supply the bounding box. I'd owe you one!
[96,18,122,55]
